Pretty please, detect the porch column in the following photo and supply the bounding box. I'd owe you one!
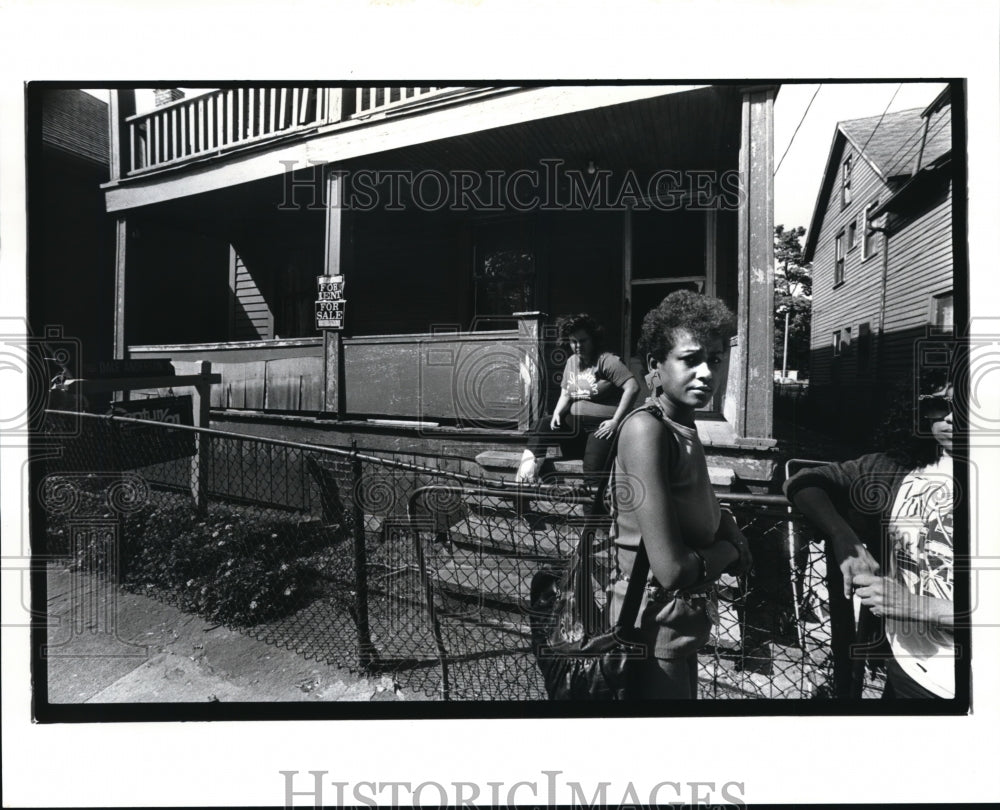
[514,311,546,432]
[733,86,777,440]
[322,167,353,417]
[113,217,128,360]
[110,90,136,362]
[107,89,135,181]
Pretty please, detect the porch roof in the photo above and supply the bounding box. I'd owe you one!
[103,84,743,214]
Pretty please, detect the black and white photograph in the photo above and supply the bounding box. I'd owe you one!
[2,2,998,808]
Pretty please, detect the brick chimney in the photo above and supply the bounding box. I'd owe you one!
[154,88,185,107]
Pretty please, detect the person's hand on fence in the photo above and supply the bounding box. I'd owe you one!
[835,542,880,599]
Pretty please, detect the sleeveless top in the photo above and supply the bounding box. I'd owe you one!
[610,399,721,551]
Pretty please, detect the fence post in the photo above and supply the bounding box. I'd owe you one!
[191,361,212,514]
[351,441,376,668]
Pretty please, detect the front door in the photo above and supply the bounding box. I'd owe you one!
[624,207,721,411]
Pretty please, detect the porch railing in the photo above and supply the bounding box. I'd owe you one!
[123,86,473,176]
[128,313,546,428]
[351,86,466,118]
[126,88,340,174]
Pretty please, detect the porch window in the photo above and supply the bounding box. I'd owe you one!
[841,155,853,208]
[832,330,841,358]
[863,200,880,260]
[472,220,536,330]
[834,230,845,286]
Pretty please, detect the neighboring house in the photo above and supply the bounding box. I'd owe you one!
[803,86,954,440]
[82,84,781,485]
[29,88,115,373]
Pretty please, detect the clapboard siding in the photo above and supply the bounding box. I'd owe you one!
[230,248,273,340]
[809,139,890,385]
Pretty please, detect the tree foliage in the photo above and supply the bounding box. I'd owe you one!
[774,225,812,376]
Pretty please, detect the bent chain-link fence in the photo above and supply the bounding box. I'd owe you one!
[39,410,883,701]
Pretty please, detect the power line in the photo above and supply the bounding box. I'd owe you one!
[774,84,822,177]
[858,83,903,157]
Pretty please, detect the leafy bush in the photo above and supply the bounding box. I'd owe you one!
[114,498,343,626]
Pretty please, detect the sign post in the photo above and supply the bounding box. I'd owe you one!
[317,275,346,418]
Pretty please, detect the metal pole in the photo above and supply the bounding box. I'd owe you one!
[351,441,375,669]
[781,308,790,380]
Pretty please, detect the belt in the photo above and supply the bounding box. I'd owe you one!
[618,574,712,603]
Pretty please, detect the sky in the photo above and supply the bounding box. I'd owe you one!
[773,81,948,236]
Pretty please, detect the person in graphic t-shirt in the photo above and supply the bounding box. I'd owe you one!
[784,377,957,699]
[515,314,639,486]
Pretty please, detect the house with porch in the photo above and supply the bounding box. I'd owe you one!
[802,85,955,440]
[100,84,780,488]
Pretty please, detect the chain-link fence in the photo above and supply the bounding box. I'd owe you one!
[38,409,883,701]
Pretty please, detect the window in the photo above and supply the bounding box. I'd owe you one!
[844,326,852,353]
[834,230,845,285]
[863,200,880,260]
[931,292,954,333]
[832,330,842,357]
[472,219,536,330]
[848,219,857,251]
[858,322,872,373]
[841,155,853,208]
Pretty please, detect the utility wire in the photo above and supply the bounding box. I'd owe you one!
[774,84,822,177]
[858,83,903,157]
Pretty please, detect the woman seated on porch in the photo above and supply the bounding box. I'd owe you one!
[609,291,752,699]
[784,372,956,699]
[515,313,639,487]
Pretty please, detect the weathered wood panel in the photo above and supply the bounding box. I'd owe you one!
[264,356,324,412]
[344,333,523,423]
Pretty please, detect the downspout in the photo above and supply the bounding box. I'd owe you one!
[869,221,890,409]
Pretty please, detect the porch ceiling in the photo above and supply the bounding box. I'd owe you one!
[350,84,743,177]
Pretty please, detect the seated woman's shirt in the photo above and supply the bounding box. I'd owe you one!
[562,352,635,419]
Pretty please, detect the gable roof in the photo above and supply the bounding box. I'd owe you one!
[41,89,109,167]
[803,101,951,261]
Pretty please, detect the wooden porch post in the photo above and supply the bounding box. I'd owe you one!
[514,311,546,432]
[113,217,128,361]
[734,86,777,440]
[322,167,352,417]
[107,89,135,181]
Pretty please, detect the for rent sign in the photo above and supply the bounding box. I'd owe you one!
[316,275,346,330]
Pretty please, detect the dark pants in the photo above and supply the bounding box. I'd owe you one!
[525,414,614,486]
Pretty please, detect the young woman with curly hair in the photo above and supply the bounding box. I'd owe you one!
[609,290,752,699]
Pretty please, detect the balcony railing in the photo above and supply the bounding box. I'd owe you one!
[124,86,470,176]
[351,86,467,118]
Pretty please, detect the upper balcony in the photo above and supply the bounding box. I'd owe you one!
[120,86,485,178]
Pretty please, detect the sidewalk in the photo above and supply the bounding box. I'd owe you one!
[45,564,419,703]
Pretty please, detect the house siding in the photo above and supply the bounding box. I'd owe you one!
[805,108,954,443]
[808,138,890,387]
